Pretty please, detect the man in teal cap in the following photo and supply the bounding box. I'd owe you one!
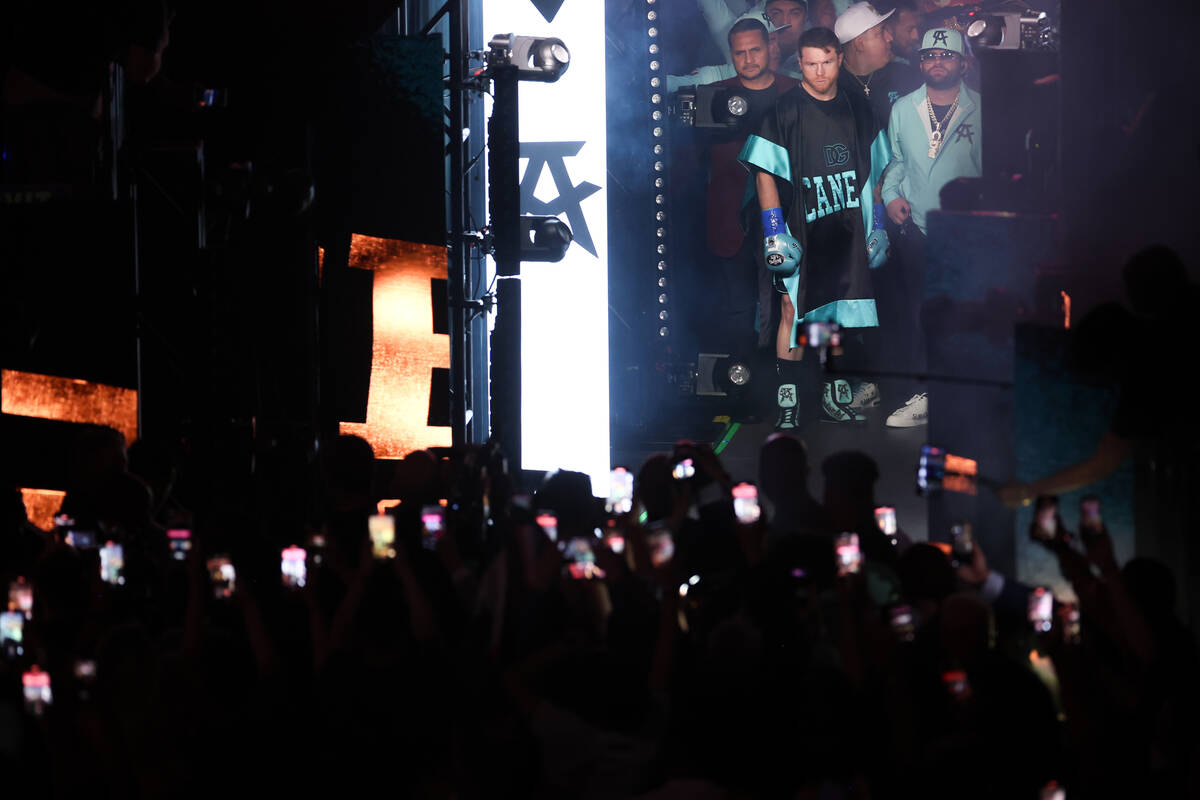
[878,27,981,428]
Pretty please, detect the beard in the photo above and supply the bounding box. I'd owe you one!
[923,69,963,90]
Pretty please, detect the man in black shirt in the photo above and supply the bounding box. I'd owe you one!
[739,26,891,428]
[705,16,801,354]
[834,2,922,135]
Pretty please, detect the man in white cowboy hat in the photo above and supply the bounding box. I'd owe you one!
[878,27,981,427]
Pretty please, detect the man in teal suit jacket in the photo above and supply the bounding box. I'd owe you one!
[877,28,981,428]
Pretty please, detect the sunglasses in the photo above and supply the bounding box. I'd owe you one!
[919,51,960,62]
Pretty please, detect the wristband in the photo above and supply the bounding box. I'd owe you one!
[761,207,786,237]
[873,202,886,231]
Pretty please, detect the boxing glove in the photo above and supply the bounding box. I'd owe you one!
[762,207,802,275]
[866,202,889,269]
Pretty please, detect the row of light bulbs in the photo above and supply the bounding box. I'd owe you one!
[647,1,669,338]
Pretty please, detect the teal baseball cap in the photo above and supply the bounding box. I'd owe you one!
[919,28,966,56]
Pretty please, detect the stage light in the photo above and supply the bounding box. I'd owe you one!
[727,362,751,387]
[486,34,570,82]
[519,215,573,262]
[727,95,749,117]
[484,0,610,497]
[966,17,1005,48]
[695,354,755,397]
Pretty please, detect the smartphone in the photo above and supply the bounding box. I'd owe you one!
[368,514,396,560]
[1033,496,1058,543]
[951,521,975,566]
[1028,586,1053,633]
[9,578,33,619]
[66,529,97,549]
[608,467,634,515]
[672,458,696,481]
[835,532,861,576]
[874,506,897,536]
[167,529,192,561]
[942,669,971,701]
[98,541,125,586]
[536,511,558,543]
[1,609,25,657]
[564,537,605,580]
[281,546,307,588]
[733,483,761,524]
[646,523,675,568]
[1060,602,1081,644]
[207,556,236,599]
[22,667,52,715]
[602,519,626,554]
[1080,495,1102,535]
[888,603,916,643]
[420,506,445,551]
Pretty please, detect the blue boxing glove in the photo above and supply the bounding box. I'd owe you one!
[762,207,802,275]
[866,202,889,269]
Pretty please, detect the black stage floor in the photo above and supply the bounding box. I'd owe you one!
[613,399,931,542]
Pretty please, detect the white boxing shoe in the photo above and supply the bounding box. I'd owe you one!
[885,393,928,428]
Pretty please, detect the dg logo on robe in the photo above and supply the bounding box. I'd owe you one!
[824,144,850,169]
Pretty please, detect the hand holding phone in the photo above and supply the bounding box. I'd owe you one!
[9,578,33,619]
[607,467,634,515]
[167,529,192,561]
[1031,496,1060,544]
[1079,495,1103,537]
[281,546,307,588]
[733,483,761,524]
[1,608,25,658]
[835,532,861,577]
[420,506,446,551]
[1028,586,1053,633]
[951,521,975,566]
[100,541,125,586]
[207,556,236,599]
[368,514,396,560]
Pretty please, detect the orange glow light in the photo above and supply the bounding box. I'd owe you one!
[20,488,66,531]
[2,370,138,444]
[944,453,978,476]
[338,235,451,459]
[942,474,978,495]
[1060,290,1071,330]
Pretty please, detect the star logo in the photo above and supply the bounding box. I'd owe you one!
[519,141,601,257]
[953,122,975,144]
[932,30,950,47]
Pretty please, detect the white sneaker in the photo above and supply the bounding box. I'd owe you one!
[849,381,880,409]
[776,383,799,430]
[885,393,928,428]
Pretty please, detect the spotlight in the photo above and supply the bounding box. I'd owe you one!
[519,215,573,262]
[486,34,570,82]
[965,16,1005,48]
[963,10,1057,51]
[695,354,754,397]
[670,85,751,128]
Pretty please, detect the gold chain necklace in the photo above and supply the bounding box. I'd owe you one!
[926,94,960,159]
